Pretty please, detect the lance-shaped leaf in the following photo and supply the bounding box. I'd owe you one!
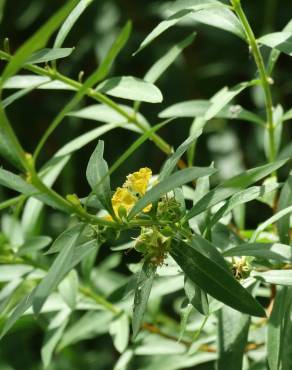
[132,259,156,338]
[209,182,280,229]
[170,239,266,317]
[223,242,292,263]
[128,166,217,219]
[96,76,162,103]
[159,100,264,125]
[258,32,292,56]
[144,33,196,84]
[277,172,292,244]
[86,141,113,214]
[267,286,292,370]
[184,159,288,221]
[41,310,70,368]
[168,0,245,39]
[21,155,70,236]
[135,1,229,54]
[0,167,71,213]
[159,130,204,181]
[0,105,28,170]
[204,81,252,122]
[0,0,79,86]
[26,47,74,64]
[184,278,209,315]
[54,0,94,48]
[252,270,292,286]
[251,204,292,242]
[33,224,84,314]
[33,21,132,159]
[217,306,250,370]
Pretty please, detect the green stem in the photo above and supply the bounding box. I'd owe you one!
[0,195,25,210]
[79,286,120,314]
[0,50,172,158]
[30,171,120,228]
[231,0,276,163]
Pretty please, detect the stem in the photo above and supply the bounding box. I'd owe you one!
[0,195,25,210]
[0,50,173,159]
[231,0,276,163]
[79,286,120,314]
[30,170,120,228]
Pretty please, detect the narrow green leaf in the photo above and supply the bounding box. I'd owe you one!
[129,166,217,219]
[68,239,100,274]
[54,0,94,48]
[135,9,193,55]
[68,104,148,129]
[0,105,28,170]
[0,0,79,86]
[217,306,250,370]
[223,243,292,262]
[135,2,226,54]
[58,311,113,350]
[267,286,292,370]
[97,76,162,103]
[184,278,209,315]
[209,183,280,229]
[26,47,74,64]
[54,123,118,157]
[132,259,156,338]
[268,20,292,75]
[159,100,265,125]
[251,205,292,242]
[252,270,292,286]
[33,21,131,159]
[0,167,36,194]
[144,33,196,84]
[109,312,129,353]
[204,82,252,121]
[46,224,84,254]
[189,4,245,39]
[3,75,71,90]
[58,270,78,310]
[159,130,204,181]
[17,236,52,256]
[2,81,47,108]
[189,234,230,272]
[170,239,266,317]
[21,155,70,236]
[86,141,113,213]
[277,172,292,244]
[0,289,35,340]
[41,310,70,368]
[33,224,84,314]
[185,159,288,221]
[92,21,132,83]
[0,167,70,212]
[258,32,292,56]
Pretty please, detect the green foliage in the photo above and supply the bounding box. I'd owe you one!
[0,1,292,369]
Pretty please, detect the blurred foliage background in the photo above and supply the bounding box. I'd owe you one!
[0,0,292,369]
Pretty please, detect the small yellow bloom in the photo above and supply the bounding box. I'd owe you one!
[111,187,137,217]
[104,168,152,221]
[124,167,152,196]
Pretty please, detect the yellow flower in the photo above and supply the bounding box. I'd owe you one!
[111,187,137,217]
[123,167,152,196]
[104,168,152,221]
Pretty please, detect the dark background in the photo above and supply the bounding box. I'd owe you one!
[0,1,292,369]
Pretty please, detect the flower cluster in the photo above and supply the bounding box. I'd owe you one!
[134,227,171,266]
[108,167,152,220]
